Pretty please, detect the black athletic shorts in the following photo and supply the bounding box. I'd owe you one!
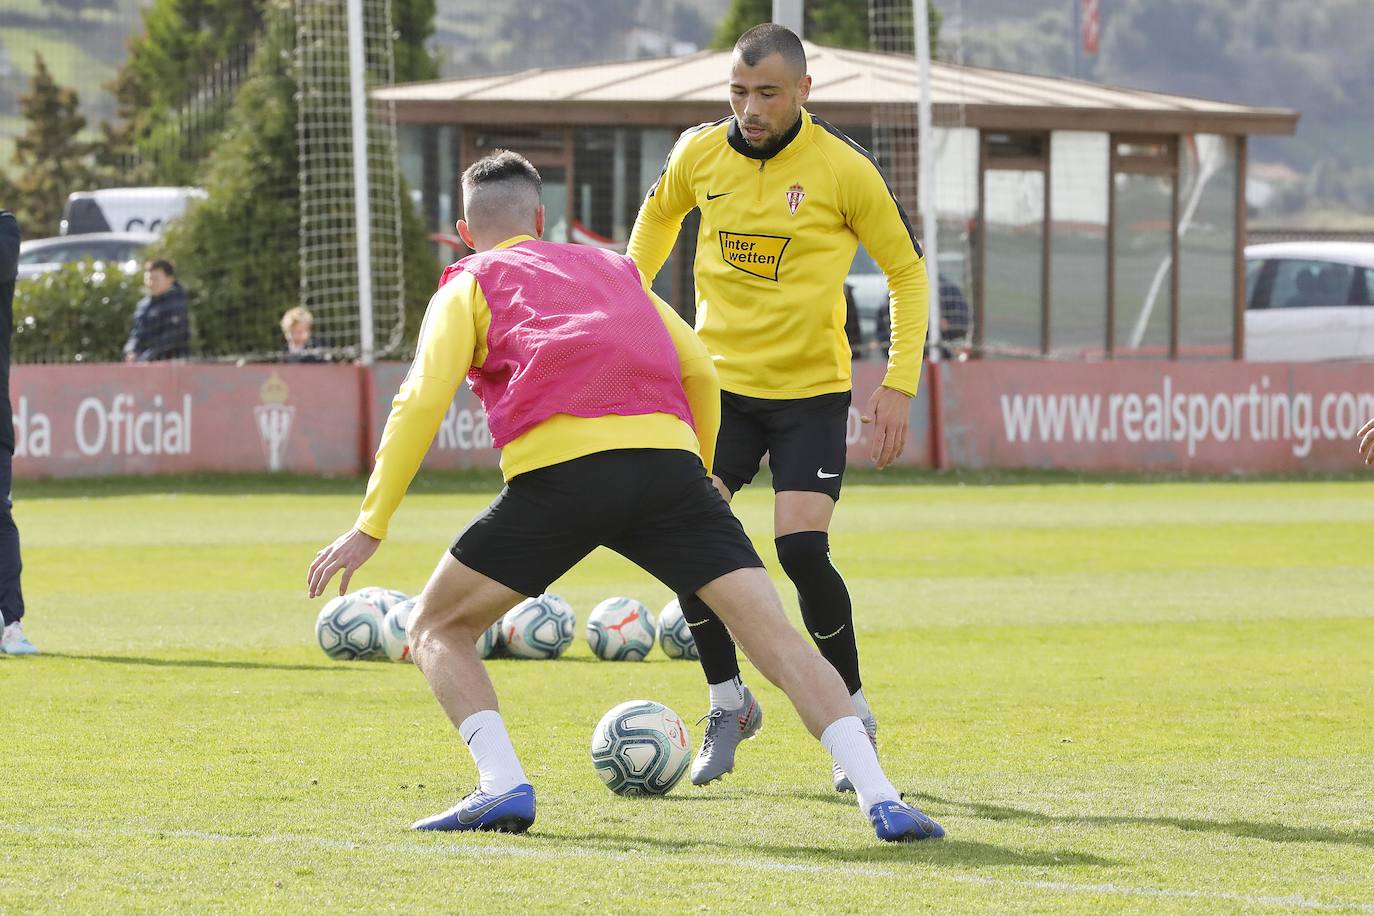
[450,449,764,598]
[713,390,851,500]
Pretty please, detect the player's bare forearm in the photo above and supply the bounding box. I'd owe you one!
[308,528,381,598]
[860,385,912,470]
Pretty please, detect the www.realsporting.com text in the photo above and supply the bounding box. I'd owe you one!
[1000,375,1374,457]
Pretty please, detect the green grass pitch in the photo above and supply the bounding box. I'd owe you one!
[2,472,1373,912]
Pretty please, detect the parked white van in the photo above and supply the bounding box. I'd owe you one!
[1245,241,1374,361]
[60,187,207,236]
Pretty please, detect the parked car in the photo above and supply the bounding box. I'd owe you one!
[1245,241,1374,361]
[60,187,206,235]
[16,231,158,280]
[847,245,969,357]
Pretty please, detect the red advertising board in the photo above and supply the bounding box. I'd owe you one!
[369,363,502,471]
[938,360,1374,473]
[11,363,362,478]
[11,359,1370,479]
[368,359,932,475]
[845,360,933,470]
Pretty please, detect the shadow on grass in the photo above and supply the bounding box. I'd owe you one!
[529,827,1114,869]
[39,652,383,673]
[918,793,1374,851]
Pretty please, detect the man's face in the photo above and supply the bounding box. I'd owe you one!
[145,268,173,296]
[728,51,811,154]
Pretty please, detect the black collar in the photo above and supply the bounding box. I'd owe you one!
[727,113,804,161]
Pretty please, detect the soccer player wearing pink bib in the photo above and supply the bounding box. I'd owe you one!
[307,151,941,843]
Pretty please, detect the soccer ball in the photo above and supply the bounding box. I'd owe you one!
[586,597,656,661]
[476,618,505,659]
[380,597,416,662]
[590,700,691,796]
[502,593,574,659]
[315,593,386,660]
[657,599,698,660]
[357,585,409,615]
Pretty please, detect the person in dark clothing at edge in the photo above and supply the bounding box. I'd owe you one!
[0,209,36,655]
[124,258,190,362]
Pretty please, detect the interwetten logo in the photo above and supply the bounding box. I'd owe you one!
[718,231,790,281]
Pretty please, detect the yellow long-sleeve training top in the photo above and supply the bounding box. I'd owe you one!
[628,109,930,399]
[354,236,722,540]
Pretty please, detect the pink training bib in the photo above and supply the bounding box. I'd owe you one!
[452,240,694,448]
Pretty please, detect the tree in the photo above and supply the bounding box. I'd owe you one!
[103,0,268,184]
[161,0,439,358]
[3,55,97,237]
[158,3,300,357]
[393,0,439,82]
[711,0,941,55]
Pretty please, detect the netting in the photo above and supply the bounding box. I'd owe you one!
[863,1,977,359]
[8,1,413,365]
[7,39,256,365]
[868,1,921,222]
[295,0,407,360]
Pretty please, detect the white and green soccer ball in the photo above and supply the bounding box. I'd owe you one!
[656,598,698,660]
[316,592,386,660]
[590,700,691,796]
[476,618,505,659]
[586,597,656,661]
[356,585,409,615]
[380,597,416,662]
[502,593,575,659]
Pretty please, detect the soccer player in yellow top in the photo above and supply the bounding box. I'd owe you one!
[628,23,930,791]
[307,151,943,842]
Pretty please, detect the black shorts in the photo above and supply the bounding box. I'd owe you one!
[451,449,764,598]
[713,391,851,500]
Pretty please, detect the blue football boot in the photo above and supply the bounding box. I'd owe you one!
[869,799,944,842]
[411,783,535,834]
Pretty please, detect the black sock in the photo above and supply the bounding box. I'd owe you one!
[776,531,861,694]
[678,592,741,685]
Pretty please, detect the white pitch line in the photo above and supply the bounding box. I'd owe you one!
[3,822,1371,912]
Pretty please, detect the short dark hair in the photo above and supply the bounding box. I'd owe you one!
[461,150,542,195]
[735,23,807,72]
[145,257,175,277]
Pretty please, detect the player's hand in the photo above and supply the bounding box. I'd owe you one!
[1359,416,1374,465]
[308,528,381,598]
[861,385,912,470]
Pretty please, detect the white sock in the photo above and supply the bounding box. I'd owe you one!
[850,688,873,722]
[708,676,746,710]
[458,709,527,795]
[820,716,899,812]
